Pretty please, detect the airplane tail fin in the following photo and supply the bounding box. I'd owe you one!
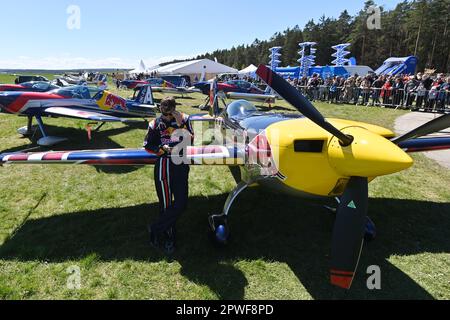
[135,85,154,105]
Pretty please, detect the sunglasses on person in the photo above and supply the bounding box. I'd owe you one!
[162,111,174,117]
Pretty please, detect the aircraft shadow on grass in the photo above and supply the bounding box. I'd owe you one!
[0,189,448,300]
[0,123,149,174]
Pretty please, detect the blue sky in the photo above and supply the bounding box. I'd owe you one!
[0,0,402,69]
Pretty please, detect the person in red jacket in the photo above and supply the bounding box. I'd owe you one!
[381,79,393,106]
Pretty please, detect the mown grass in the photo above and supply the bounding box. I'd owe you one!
[0,77,449,300]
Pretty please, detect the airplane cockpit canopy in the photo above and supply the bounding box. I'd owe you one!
[226,100,257,119]
[22,81,59,92]
[50,86,100,99]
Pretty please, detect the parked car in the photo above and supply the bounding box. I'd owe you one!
[15,75,49,84]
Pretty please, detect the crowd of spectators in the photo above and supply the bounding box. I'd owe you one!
[285,72,450,113]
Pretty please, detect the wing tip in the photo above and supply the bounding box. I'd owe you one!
[256,64,272,85]
[330,270,354,289]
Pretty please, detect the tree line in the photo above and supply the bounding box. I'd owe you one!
[193,0,449,73]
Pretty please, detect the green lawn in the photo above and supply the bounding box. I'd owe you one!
[0,79,449,300]
[0,73,56,84]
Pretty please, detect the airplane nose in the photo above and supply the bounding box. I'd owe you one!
[328,127,413,177]
[0,92,23,113]
[0,93,10,112]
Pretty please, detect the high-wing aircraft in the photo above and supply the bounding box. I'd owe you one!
[1,65,449,289]
[0,85,156,146]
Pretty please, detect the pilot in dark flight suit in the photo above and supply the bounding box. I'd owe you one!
[144,97,194,254]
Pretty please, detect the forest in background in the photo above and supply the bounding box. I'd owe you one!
[189,0,449,72]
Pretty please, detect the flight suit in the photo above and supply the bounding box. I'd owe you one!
[144,113,194,241]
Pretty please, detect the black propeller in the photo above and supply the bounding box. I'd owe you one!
[256,64,354,146]
[330,177,368,289]
[392,113,450,145]
[256,64,369,289]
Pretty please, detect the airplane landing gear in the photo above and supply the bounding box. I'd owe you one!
[324,199,377,242]
[364,217,376,242]
[209,214,230,245]
[209,181,249,246]
[17,116,36,137]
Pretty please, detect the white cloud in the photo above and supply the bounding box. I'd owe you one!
[0,54,199,70]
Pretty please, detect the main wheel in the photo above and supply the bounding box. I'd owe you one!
[208,215,230,246]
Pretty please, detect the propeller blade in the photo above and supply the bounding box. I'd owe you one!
[330,177,368,289]
[256,64,353,146]
[392,114,450,145]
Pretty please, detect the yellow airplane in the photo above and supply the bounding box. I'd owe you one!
[1,64,449,289]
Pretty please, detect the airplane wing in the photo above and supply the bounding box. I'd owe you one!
[1,146,245,166]
[398,137,450,153]
[226,92,277,102]
[153,87,200,94]
[189,114,216,122]
[44,107,126,122]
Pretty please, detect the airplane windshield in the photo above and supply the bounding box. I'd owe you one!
[226,100,257,119]
[22,82,51,90]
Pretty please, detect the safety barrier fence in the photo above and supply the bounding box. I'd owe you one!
[295,85,450,112]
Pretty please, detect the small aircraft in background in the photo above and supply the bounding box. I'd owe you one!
[121,78,201,96]
[0,85,156,146]
[121,78,175,90]
[55,73,108,89]
[195,79,277,105]
[1,65,449,290]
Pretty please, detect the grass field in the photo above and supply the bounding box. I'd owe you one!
[0,75,449,300]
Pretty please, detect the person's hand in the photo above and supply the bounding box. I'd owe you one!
[162,145,172,154]
[172,110,183,126]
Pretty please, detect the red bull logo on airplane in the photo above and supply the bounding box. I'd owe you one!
[97,91,127,111]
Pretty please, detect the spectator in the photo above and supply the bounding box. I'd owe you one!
[440,77,450,112]
[342,77,355,103]
[381,80,393,106]
[392,77,405,106]
[427,83,439,111]
[359,77,372,106]
[353,76,363,104]
[371,76,384,106]
[415,80,427,110]
[328,78,339,104]
[404,76,418,108]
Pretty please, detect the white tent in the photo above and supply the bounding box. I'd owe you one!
[146,64,160,74]
[156,59,237,81]
[238,64,258,78]
[130,60,147,74]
